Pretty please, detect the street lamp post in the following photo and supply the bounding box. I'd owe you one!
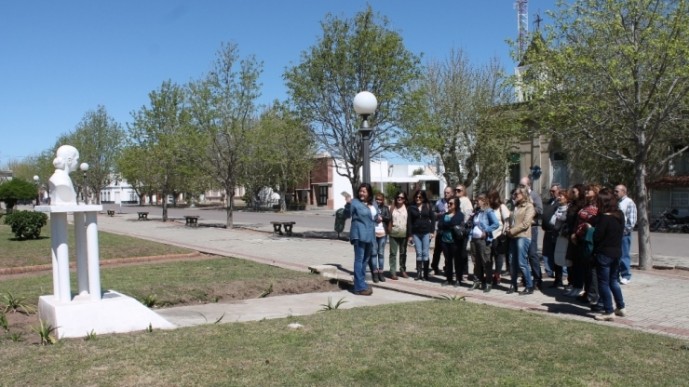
[353,91,378,185]
[33,175,40,205]
[79,163,89,205]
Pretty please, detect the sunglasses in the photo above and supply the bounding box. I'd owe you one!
[455,188,463,191]
[447,202,455,206]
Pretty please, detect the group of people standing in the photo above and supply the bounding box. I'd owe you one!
[342,178,636,321]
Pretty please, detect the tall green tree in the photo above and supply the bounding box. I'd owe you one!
[525,0,689,269]
[127,80,197,221]
[58,106,125,204]
[116,145,155,204]
[399,49,516,190]
[243,102,315,211]
[284,7,421,191]
[188,42,262,228]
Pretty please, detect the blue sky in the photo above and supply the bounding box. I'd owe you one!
[0,0,557,166]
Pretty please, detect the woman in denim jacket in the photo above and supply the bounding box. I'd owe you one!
[343,183,379,296]
[469,193,500,292]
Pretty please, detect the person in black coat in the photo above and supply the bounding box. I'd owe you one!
[407,189,435,280]
[593,188,627,321]
[435,197,465,286]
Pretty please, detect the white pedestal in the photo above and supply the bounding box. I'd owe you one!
[36,205,104,302]
[38,291,176,339]
[35,204,175,338]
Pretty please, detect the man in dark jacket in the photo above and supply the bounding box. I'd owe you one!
[431,187,454,275]
[541,184,561,280]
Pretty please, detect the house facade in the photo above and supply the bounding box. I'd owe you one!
[301,155,443,210]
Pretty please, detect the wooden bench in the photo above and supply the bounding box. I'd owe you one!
[184,215,199,227]
[137,212,149,220]
[270,221,296,236]
[107,210,115,217]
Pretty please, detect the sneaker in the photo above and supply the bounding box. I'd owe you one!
[620,278,630,285]
[594,312,615,321]
[614,308,627,317]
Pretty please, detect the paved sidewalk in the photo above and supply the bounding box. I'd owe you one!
[96,212,689,340]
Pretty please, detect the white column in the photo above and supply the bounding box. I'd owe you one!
[50,212,71,303]
[85,211,102,301]
[74,213,89,296]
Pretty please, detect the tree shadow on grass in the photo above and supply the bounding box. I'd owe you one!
[8,236,50,242]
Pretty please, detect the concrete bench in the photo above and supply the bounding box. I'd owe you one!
[107,210,115,217]
[137,212,149,220]
[270,221,296,236]
[184,215,199,227]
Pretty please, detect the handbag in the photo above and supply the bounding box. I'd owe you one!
[452,224,468,240]
[554,235,569,267]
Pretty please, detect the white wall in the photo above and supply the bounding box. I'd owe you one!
[332,159,354,210]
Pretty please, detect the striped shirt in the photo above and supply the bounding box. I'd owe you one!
[618,196,637,235]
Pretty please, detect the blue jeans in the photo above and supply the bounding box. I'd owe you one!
[352,240,372,292]
[529,227,542,282]
[620,234,632,280]
[510,237,533,289]
[595,253,626,313]
[412,233,431,262]
[371,235,387,270]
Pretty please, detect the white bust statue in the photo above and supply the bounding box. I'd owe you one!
[49,145,80,205]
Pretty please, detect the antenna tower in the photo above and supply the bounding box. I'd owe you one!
[515,0,528,58]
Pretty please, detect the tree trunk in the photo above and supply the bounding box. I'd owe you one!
[225,183,234,229]
[162,191,169,222]
[635,159,652,270]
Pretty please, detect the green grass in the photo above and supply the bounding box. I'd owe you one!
[0,257,335,307]
[2,217,688,385]
[0,300,688,385]
[0,223,193,268]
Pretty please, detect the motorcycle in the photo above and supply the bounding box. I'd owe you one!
[650,208,689,233]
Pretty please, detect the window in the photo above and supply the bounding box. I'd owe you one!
[317,186,328,206]
[551,152,569,189]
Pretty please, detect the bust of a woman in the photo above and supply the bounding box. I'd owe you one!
[48,145,79,205]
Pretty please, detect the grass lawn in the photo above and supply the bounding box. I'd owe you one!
[0,257,339,308]
[2,217,688,385]
[0,299,688,386]
[0,223,193,268]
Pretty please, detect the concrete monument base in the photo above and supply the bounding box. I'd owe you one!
[38,291,176,339]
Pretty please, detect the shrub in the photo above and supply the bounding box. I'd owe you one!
[3,211,48,240]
